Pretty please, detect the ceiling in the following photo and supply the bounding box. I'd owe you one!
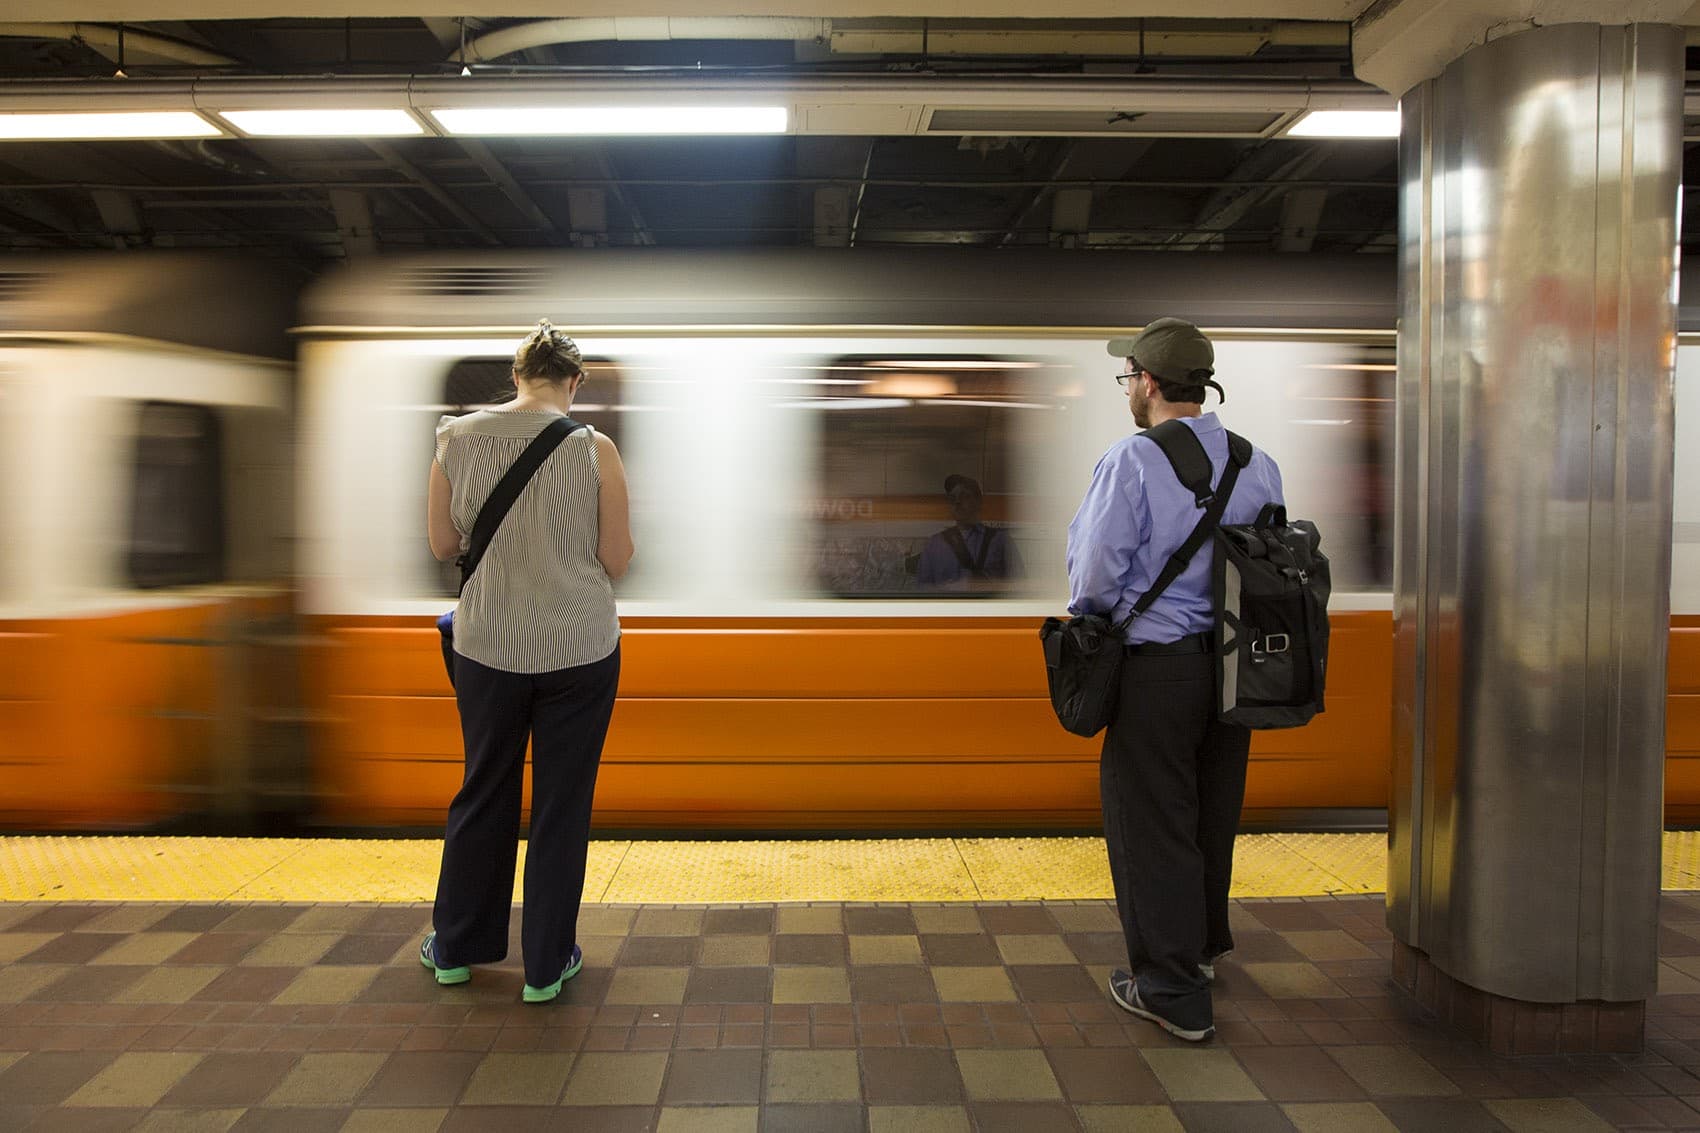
[0,16,1686,265]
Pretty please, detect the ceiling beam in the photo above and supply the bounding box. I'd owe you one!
[459,139,563,244]
[587,149,655,247]
[995,138,1153,248]
[364,139,501,246]
[0,188,100,247]
[1354,0,1691,94]
[1276,185,1328,252]
[326,187,377,255]
[1166,139,1329,250]
[795,136,869,248]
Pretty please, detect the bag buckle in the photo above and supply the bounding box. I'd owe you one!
[1252,633,1290,656]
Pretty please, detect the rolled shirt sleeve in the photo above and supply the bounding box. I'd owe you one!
[1066,443,1150,618]
[434,414,456,470]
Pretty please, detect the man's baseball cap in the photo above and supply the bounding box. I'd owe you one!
[1106,317,1222,397]
[943,474,983,497]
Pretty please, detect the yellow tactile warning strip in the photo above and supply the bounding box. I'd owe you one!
[0,837,633,904]
[2,831,1699,903]
[1664,829,1700,888]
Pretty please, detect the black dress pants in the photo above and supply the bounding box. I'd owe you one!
[432,644,620,988]
[1100,649,1250,1030]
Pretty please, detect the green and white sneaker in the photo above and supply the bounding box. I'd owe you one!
[419,932,470,986]
[523,945,584,1004]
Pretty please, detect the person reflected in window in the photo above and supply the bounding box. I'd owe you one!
[915,474,1021,589]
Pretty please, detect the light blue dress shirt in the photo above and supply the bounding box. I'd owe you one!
[1066,413,1284,645]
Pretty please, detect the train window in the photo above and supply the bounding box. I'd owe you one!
[806,355,1052,598]
[1294,346,1394,589]
[426,356,626,597]
[127,401,226,589]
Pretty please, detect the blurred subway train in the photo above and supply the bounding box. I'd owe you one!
[1,249,1695,831]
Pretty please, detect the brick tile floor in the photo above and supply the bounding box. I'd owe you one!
[4,896,1700,1129]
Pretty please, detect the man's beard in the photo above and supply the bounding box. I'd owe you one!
[1131,388,1151,428]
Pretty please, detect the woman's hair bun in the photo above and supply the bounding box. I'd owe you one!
[515,318,584,382]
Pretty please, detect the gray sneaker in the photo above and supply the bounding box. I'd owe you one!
[1108,968,1214,1042]
[1199,949,1232,983]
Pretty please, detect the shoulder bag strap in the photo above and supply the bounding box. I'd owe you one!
[458,416,586,591]
[1112,425,1251,632]
[943,527,977,574]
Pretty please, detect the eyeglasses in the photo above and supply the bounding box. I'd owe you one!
[1114,369,1143,388]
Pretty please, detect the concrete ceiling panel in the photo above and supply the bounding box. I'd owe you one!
[1353,0,1692,95]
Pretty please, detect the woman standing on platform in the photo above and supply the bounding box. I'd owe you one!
[420,319,634,1003]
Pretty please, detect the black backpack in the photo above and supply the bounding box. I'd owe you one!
[1145,422,1331,730]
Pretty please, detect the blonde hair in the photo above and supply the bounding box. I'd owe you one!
[514,318,584,383]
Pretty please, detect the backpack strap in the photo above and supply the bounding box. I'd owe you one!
[1113,424,1252,632]
[1144,419,1214,507]
[1144,420,1252,507]
[457,416,586,593]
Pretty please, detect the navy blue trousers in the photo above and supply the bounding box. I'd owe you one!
[1100,649,1250,1032]
[432,644,620,988]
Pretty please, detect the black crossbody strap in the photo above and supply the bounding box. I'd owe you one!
[944,527,998,579]
[458,416,585,591]
[1113,425,1251,632]
[943,528,976,574]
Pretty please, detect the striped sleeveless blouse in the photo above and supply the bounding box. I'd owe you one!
[434,409,620,673]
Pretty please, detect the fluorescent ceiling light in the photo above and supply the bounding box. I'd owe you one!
[0,111,220,140]
[1287,109,1400,138]
[431,106,788,136]
[219,108,424,137]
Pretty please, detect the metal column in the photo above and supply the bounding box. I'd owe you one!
[1389,22,1681,1045]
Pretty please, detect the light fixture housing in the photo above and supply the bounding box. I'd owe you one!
[0,77,1398,141]
[428,105,790,136]
[1285,109,1401,138]
[0,111,221,140]
[218,108,425,137]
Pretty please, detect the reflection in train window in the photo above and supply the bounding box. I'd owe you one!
[1295,347,1394,589]
[128,401,226,589]
[425,356,626,598]
[804,356,1053,598]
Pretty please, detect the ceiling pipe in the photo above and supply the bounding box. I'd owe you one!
[452,17,1352,66]
[0,23,235,67]
[453,17,830,65]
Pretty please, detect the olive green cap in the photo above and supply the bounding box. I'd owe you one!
[1105,316,1216,384]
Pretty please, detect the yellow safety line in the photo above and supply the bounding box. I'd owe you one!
[1,832,1697,903]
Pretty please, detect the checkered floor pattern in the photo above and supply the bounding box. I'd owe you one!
[5,895,1700,1131]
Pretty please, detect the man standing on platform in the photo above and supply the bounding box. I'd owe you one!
[1065,318,1285,1042]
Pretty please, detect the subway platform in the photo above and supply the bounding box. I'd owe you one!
[3,835,1700,1131]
